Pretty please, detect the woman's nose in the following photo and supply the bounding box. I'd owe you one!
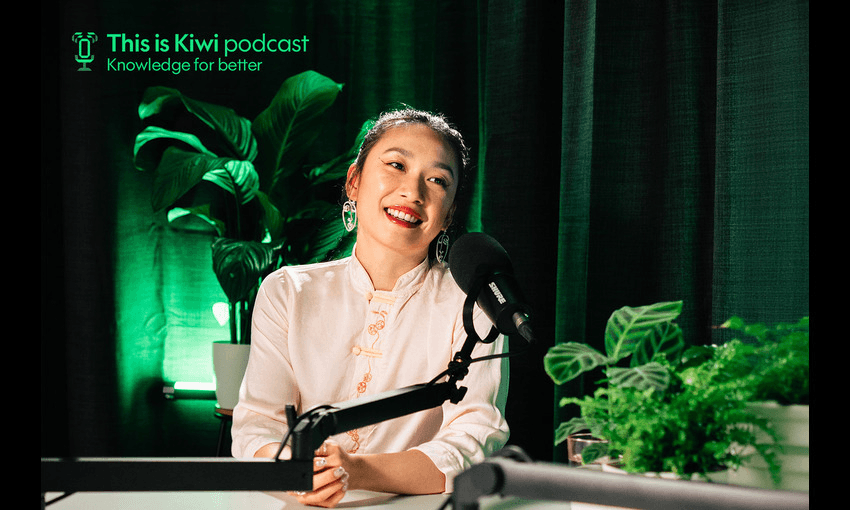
[399,174,425,203]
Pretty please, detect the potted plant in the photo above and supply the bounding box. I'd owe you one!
[133,70,366,408]
[716,316,809,491]
[544,301,781,483]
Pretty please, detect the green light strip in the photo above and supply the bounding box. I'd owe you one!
[174,381,217,391]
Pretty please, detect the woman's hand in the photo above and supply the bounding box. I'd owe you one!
[288,441,350,508]
[281,440,445,506]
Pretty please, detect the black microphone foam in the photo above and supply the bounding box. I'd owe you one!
[449,232,514,294]
[449,233,535,343]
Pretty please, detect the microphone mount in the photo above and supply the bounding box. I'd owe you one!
[287,277,499,461]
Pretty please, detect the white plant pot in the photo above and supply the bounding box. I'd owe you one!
[601,463,729,484]
[212,341,251,410]
[728,401,809,492]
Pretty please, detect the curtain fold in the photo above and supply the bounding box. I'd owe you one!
[713,0,809,324]
[474,0,565,462]
[554,0,597,457]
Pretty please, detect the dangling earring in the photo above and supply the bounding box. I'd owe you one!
[435,230,450,264]
[342,200,357,232]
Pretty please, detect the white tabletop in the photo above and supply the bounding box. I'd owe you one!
[42,490,625,510]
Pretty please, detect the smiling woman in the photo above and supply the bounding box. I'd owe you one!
[345,122,460,287]
[230,108,510,508]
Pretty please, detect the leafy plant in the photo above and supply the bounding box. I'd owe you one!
[544,301,686,446]
[133,71,366,344]
[714,316,809,406]
[544,301,782,482]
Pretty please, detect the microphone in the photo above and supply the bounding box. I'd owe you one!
[448,232,536,344]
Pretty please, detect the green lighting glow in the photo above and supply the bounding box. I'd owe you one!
[213,302,230,326]
[174,381,217,391]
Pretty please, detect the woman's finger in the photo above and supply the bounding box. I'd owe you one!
[292,468,349,508]
[315,441,329,457]
[314,466,347,490]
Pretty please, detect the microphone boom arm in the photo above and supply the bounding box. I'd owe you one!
[289,381,468,460]
[289,284,499,461]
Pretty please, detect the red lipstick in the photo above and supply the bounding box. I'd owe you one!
[385,206,423,228]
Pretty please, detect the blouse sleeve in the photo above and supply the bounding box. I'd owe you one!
[411,305,511,492]
[230,272,298,458]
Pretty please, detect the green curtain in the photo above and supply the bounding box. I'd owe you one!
[43,0,808,463]
[546,0,808,461]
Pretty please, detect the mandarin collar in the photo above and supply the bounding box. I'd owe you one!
[347,246,430,300]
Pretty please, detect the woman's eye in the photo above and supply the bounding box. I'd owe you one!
[388,161,404,170]
[429,176,449,187]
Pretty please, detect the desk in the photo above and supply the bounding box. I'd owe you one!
[42,490,617,510]
[41,459,808,510]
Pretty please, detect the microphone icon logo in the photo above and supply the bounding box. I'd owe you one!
[72,32,98,71]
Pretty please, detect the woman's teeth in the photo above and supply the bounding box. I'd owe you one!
[386,208,421,224]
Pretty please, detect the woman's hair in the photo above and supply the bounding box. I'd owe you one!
[351,108,470,184]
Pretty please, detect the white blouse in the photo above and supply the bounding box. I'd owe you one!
[230,250,510,492]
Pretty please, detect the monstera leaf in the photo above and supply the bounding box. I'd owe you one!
[252,71,344,206]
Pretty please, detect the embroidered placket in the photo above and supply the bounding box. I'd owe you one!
[346,292,396,453]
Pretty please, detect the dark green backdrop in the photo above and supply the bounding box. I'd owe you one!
[42,0,808,465]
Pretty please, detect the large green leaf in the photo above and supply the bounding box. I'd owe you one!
[254,190,285,241]
[631,321,685,367]
[148,146,257,213]
[604,301,683,362]
[134,125,213,173]
[203,160,260,206]
[544,342,609,385]
[554,417,590,446]
[308,119,375,185]
[252,71,344,196]
[138,86,257,161]
[211,238,283,304]
[135,124,260,218]
[283,200,356,265]
[607,362,670,391]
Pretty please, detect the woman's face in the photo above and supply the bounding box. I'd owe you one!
[346,123,460,262]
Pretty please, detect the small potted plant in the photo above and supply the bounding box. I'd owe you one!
[544,301,781,483]
[716,316,809,491]
[133,71,366,408]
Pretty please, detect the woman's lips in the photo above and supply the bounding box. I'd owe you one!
[385,206,422,228]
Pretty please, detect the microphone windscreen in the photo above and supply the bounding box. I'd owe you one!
[448,232,514,293]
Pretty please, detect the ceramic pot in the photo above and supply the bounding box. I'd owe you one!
[728,401,809,492]
[212,341,251,410]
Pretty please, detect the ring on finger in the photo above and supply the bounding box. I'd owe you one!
[339,469,349,491]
